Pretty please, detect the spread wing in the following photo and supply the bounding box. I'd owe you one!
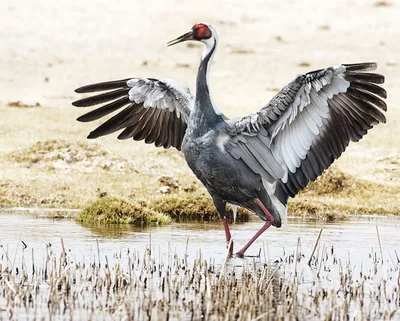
[72,77,194,150]
[227,62,387,203]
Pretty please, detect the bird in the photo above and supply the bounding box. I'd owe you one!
[72,23,387,257]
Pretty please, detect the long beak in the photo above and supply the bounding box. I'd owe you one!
[167,31,194,47]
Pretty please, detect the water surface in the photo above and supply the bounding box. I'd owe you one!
[0,212,399,320]
[1,213,398,266]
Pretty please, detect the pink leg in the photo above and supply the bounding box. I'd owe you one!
[235,198,274,258]
[222,217,233,254]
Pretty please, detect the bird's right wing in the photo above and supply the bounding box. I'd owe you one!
[72,77,194,150]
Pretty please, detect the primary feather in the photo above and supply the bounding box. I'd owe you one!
[229,63,386,205]
[73,77,193,150]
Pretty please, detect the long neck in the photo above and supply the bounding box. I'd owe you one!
[190,38,223,136]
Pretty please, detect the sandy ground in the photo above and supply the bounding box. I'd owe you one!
[0,0,399,210]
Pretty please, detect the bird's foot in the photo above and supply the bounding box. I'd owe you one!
[234,251,261,259]
[234,251,245,259]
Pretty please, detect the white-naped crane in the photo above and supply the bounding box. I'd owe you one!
[73,23,387,257]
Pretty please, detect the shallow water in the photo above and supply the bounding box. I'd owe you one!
[1,213,399,266]
[0,212,399,320]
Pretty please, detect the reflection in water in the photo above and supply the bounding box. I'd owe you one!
[78,220,141,238]
[76,219,229,239]
[0,213,399,320]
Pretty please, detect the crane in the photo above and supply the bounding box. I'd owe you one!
[72,23,387,257]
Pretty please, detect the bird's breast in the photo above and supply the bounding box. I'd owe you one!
[182,131,242,183]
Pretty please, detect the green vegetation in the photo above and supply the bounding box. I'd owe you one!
[149,193,251,222]
[76,193,250,226]
[77,196,172,226]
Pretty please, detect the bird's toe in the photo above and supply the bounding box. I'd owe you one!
[234,251,245,259]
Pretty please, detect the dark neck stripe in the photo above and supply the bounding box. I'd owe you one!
[190,38,223,135]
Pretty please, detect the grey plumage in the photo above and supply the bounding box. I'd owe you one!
[73,23,387,256]
[230,63,386,205]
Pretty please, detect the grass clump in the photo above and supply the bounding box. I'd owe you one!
[304,168,354,195]
[290,167,400,219]
[10,139,107,164]
[149,192,251,222]
[7,101,41,108]
[77,196,172,226]
[289,199,348,221]
[77,192,250,226]
[7,139,140,173]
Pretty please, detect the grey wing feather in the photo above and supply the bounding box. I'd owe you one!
[228,62,386,204]
[225,126,286,185]
[73,77,194,150]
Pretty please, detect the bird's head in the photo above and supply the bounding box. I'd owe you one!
[167,23,217,47]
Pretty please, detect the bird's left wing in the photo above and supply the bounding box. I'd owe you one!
[226,62,387,203]
[72,77,193,150]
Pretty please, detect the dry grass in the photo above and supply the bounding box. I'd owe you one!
[303,167,353,195]
[292,167,400,220]
[9,139,106,163]
[374,1,392,7]
[8,139,137,173]
[149,193,251,222]
[1,137,399,223]
[0,239,398,320]
[7,100,41,108]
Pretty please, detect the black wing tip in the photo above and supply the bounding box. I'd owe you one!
[74,84,104,93]
[344,63,386,86]
[75,87,86,94]
[74,79,131,94]
[74,83,104,93]
[370,73,386,85]
[346,72,385,85]
[71,98,91,107]
[343,62,378,71]
[376,86,388,99]
[76,115,92,123]
[117,132,131,140]
[87,132,99,139]
[72,100,83,107]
